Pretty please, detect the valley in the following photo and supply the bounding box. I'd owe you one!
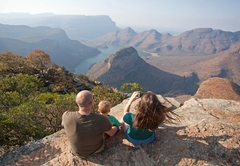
[142,55,213,78]
[1,14,240,94]
[74,45,151,74]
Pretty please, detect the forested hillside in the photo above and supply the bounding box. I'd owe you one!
[0,50,127,156]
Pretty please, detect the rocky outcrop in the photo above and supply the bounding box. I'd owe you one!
[86,46,199,96]
[1,95,240,166]
[194,77,240,102]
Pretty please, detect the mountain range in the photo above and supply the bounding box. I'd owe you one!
[1,13,240,93]
[0,23,100,72]
[85,27,240,56]
[86,44,240,96]
[143,42,240,86]
[0,13,120,41]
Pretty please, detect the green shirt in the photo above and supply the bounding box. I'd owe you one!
[108,115,121,127]
[123,112,153,140]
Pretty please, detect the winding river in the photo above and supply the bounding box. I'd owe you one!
[74,45,150,74]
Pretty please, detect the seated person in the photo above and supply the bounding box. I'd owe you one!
[62,90,118,158]
[98,100,123,130]
[122,91,179,145]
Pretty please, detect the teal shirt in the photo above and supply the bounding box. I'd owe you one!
[108,115,121,127]
[123,112,153,140]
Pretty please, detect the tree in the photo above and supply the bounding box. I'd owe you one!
[1,87,76,149]
[47,65,77,94]
[120,83,145,93]
[0,74,45,148]
[25,50,52,79]
[91,85,127,112]
[0,73,44,112]
[33,92,77,132]
[0,51,26,76]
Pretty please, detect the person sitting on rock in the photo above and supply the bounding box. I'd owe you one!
[61,90,118,158]
[98,100,123,131]
[122,91,178,145]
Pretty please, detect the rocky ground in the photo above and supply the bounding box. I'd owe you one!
[1,94,239,166]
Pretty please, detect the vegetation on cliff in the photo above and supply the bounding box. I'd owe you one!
[0,50,127,155]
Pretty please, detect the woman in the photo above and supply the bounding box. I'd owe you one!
[122,91,178,145]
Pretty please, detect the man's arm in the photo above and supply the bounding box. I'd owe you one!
[61,111,68,127]
[105,126,118,136]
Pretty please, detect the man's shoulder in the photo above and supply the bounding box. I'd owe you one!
[91,112,110,122]
[91,112,107,118]
[62,111,78,118]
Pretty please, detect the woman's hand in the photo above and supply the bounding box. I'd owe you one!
[128,91,140,103]
[123,91,140,114]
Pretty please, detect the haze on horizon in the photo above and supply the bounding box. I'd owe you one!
[1,0,240,35]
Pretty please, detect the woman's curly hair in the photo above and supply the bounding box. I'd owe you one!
[133,91,178,130]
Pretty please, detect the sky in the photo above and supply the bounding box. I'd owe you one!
[1,0,240,34]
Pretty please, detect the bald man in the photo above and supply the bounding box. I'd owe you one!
[62,90,118,158]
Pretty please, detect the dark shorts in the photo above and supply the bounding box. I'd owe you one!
[125,129,156,145]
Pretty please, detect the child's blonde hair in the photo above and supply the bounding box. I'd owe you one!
[98,100,111,114]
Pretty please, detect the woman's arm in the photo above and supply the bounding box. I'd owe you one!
[123,91,139,114]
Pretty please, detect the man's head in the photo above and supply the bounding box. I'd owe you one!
[76,90,94,108]
[98,100,111,114]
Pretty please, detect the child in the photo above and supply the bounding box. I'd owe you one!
[98,100,122,130]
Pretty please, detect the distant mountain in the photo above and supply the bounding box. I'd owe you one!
[0,13,121,41]
[86,46,199,96]
[141,41,240,88]
[0,23,100,72]
[85,27,240,56]
[186,42,240,85]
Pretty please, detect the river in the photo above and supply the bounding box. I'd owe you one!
[74,45,151,74]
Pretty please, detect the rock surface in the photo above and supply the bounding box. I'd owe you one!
[1,96,240,166]
[194,77,240,102]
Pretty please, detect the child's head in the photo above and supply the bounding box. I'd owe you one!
[98,100,111,114]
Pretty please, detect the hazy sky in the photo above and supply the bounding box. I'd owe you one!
[1,0,240,34]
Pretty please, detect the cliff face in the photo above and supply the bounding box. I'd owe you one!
[1,95,240,166]
[86,46,199,96]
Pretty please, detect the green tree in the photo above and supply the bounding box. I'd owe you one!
[46,65,77,94]
[91,85,127,112]
[0,73,44,111]
[34,92,77,132]
[120,83,145,93]
[0,74,45,148]
[1,91,77,148]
